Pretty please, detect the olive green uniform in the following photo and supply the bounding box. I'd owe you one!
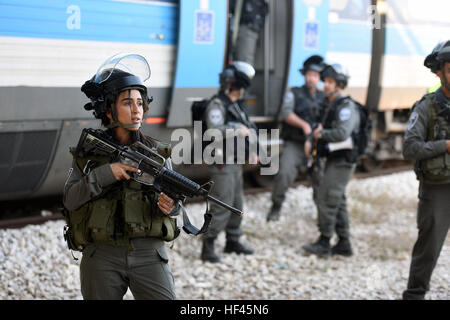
[402,89,450,300]
[271,86,325,208]
[316,94,359,239]
[63,132,179,300]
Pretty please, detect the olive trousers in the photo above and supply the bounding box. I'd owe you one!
[271,140,323,208]
[316,158,356,239]
[203,164,244,242]
[80,237,176,300]
[403,182,450,300]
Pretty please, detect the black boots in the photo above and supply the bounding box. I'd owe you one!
[331,237,353,257]
[201,238,220,263]
[201,239,254,262]
[302,235,331,258]
[224,240,254,255]
[266,203,281,222]
[303,236,353,258]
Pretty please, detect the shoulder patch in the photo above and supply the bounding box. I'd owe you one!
[339,107,352,121]
[207,108,224,125]
[283,91,295,105]
[407,111,419,131]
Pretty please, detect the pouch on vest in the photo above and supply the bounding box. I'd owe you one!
[123,190,151,238]
[88,198,117,243]
[421,153,450,183]
[63,204,91,251]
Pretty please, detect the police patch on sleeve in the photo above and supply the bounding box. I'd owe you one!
[208,109,224,125]
[407,111,419,131]
[283,91,294,105]
[339,107,352,121]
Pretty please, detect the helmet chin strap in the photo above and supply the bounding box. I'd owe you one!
[106,103,142,130]
[106,121,141,130]
[442,71,450,92]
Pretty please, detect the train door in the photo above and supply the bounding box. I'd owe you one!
[227,0,293,122]
[166,0,228,128]
[227,0,329,124]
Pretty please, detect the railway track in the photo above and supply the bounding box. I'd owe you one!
[0,162,413,230]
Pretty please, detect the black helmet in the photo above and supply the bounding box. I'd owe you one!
[219,61,255,90]
[299,55,325,75]
[320,63,350,89]
[424,40,450,73]
[81,53,153,128]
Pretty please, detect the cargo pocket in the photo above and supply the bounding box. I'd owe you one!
[156,246,169,264]
[88,199,117,242]
[325,188,342,208]
[123,191,149,238]
[425,155,444,172]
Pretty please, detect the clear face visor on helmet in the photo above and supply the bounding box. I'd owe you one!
[322,63,349,81]
[233,61,256,81]
[94,53,152,131]
[94,53,151,85]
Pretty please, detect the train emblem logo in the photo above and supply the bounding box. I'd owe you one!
[194,10,214,44]
[304,21,319,50]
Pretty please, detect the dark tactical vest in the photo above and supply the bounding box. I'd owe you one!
[64,135,180,252]
[414,92,450,184]
[207,93,253,162]
[281,86,325,142]
[318,97,358,163]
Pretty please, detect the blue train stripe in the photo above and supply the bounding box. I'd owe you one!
[0,0,178,45]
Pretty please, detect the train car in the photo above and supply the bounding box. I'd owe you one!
[0,0,448,202]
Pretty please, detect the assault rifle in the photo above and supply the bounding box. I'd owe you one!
[230,101,270,167]
[75,128,244,235]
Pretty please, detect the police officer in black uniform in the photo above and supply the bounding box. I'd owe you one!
[267,55,326,221]
[402,40,450,300]
[200,61,257,263]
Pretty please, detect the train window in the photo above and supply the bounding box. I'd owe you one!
[329,0,371,21]
[386,0,450,26]
[112,0,178,4]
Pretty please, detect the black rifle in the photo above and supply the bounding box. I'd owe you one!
[230,101,271,167]
[75,128,244,235]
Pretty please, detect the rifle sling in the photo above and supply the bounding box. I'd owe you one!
[180,202,212,235]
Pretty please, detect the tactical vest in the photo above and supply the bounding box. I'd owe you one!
[318,97,358,163]
[281,86,324,142]
[64,140,180,252]
[206,93,251,162]
[414,93,450,184]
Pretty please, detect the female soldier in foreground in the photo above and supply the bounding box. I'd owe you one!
[63,54,179,300]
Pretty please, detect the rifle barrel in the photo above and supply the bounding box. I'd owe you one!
[205,194,244,217]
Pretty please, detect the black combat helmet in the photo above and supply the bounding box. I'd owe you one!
[436,40,450,65]
[300,55,325,75]
[219,61,256,90]
[320,63,350,89]
[81,53,153,129]
[424,40,450,73]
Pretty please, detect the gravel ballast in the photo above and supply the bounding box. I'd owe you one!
[1,171,449,300]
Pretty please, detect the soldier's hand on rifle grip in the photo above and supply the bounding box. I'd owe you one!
[446,140,450,153]
[313,124,323,141]
[238,124,251,137]
[158,193,175,215]
[110,162,140,181]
